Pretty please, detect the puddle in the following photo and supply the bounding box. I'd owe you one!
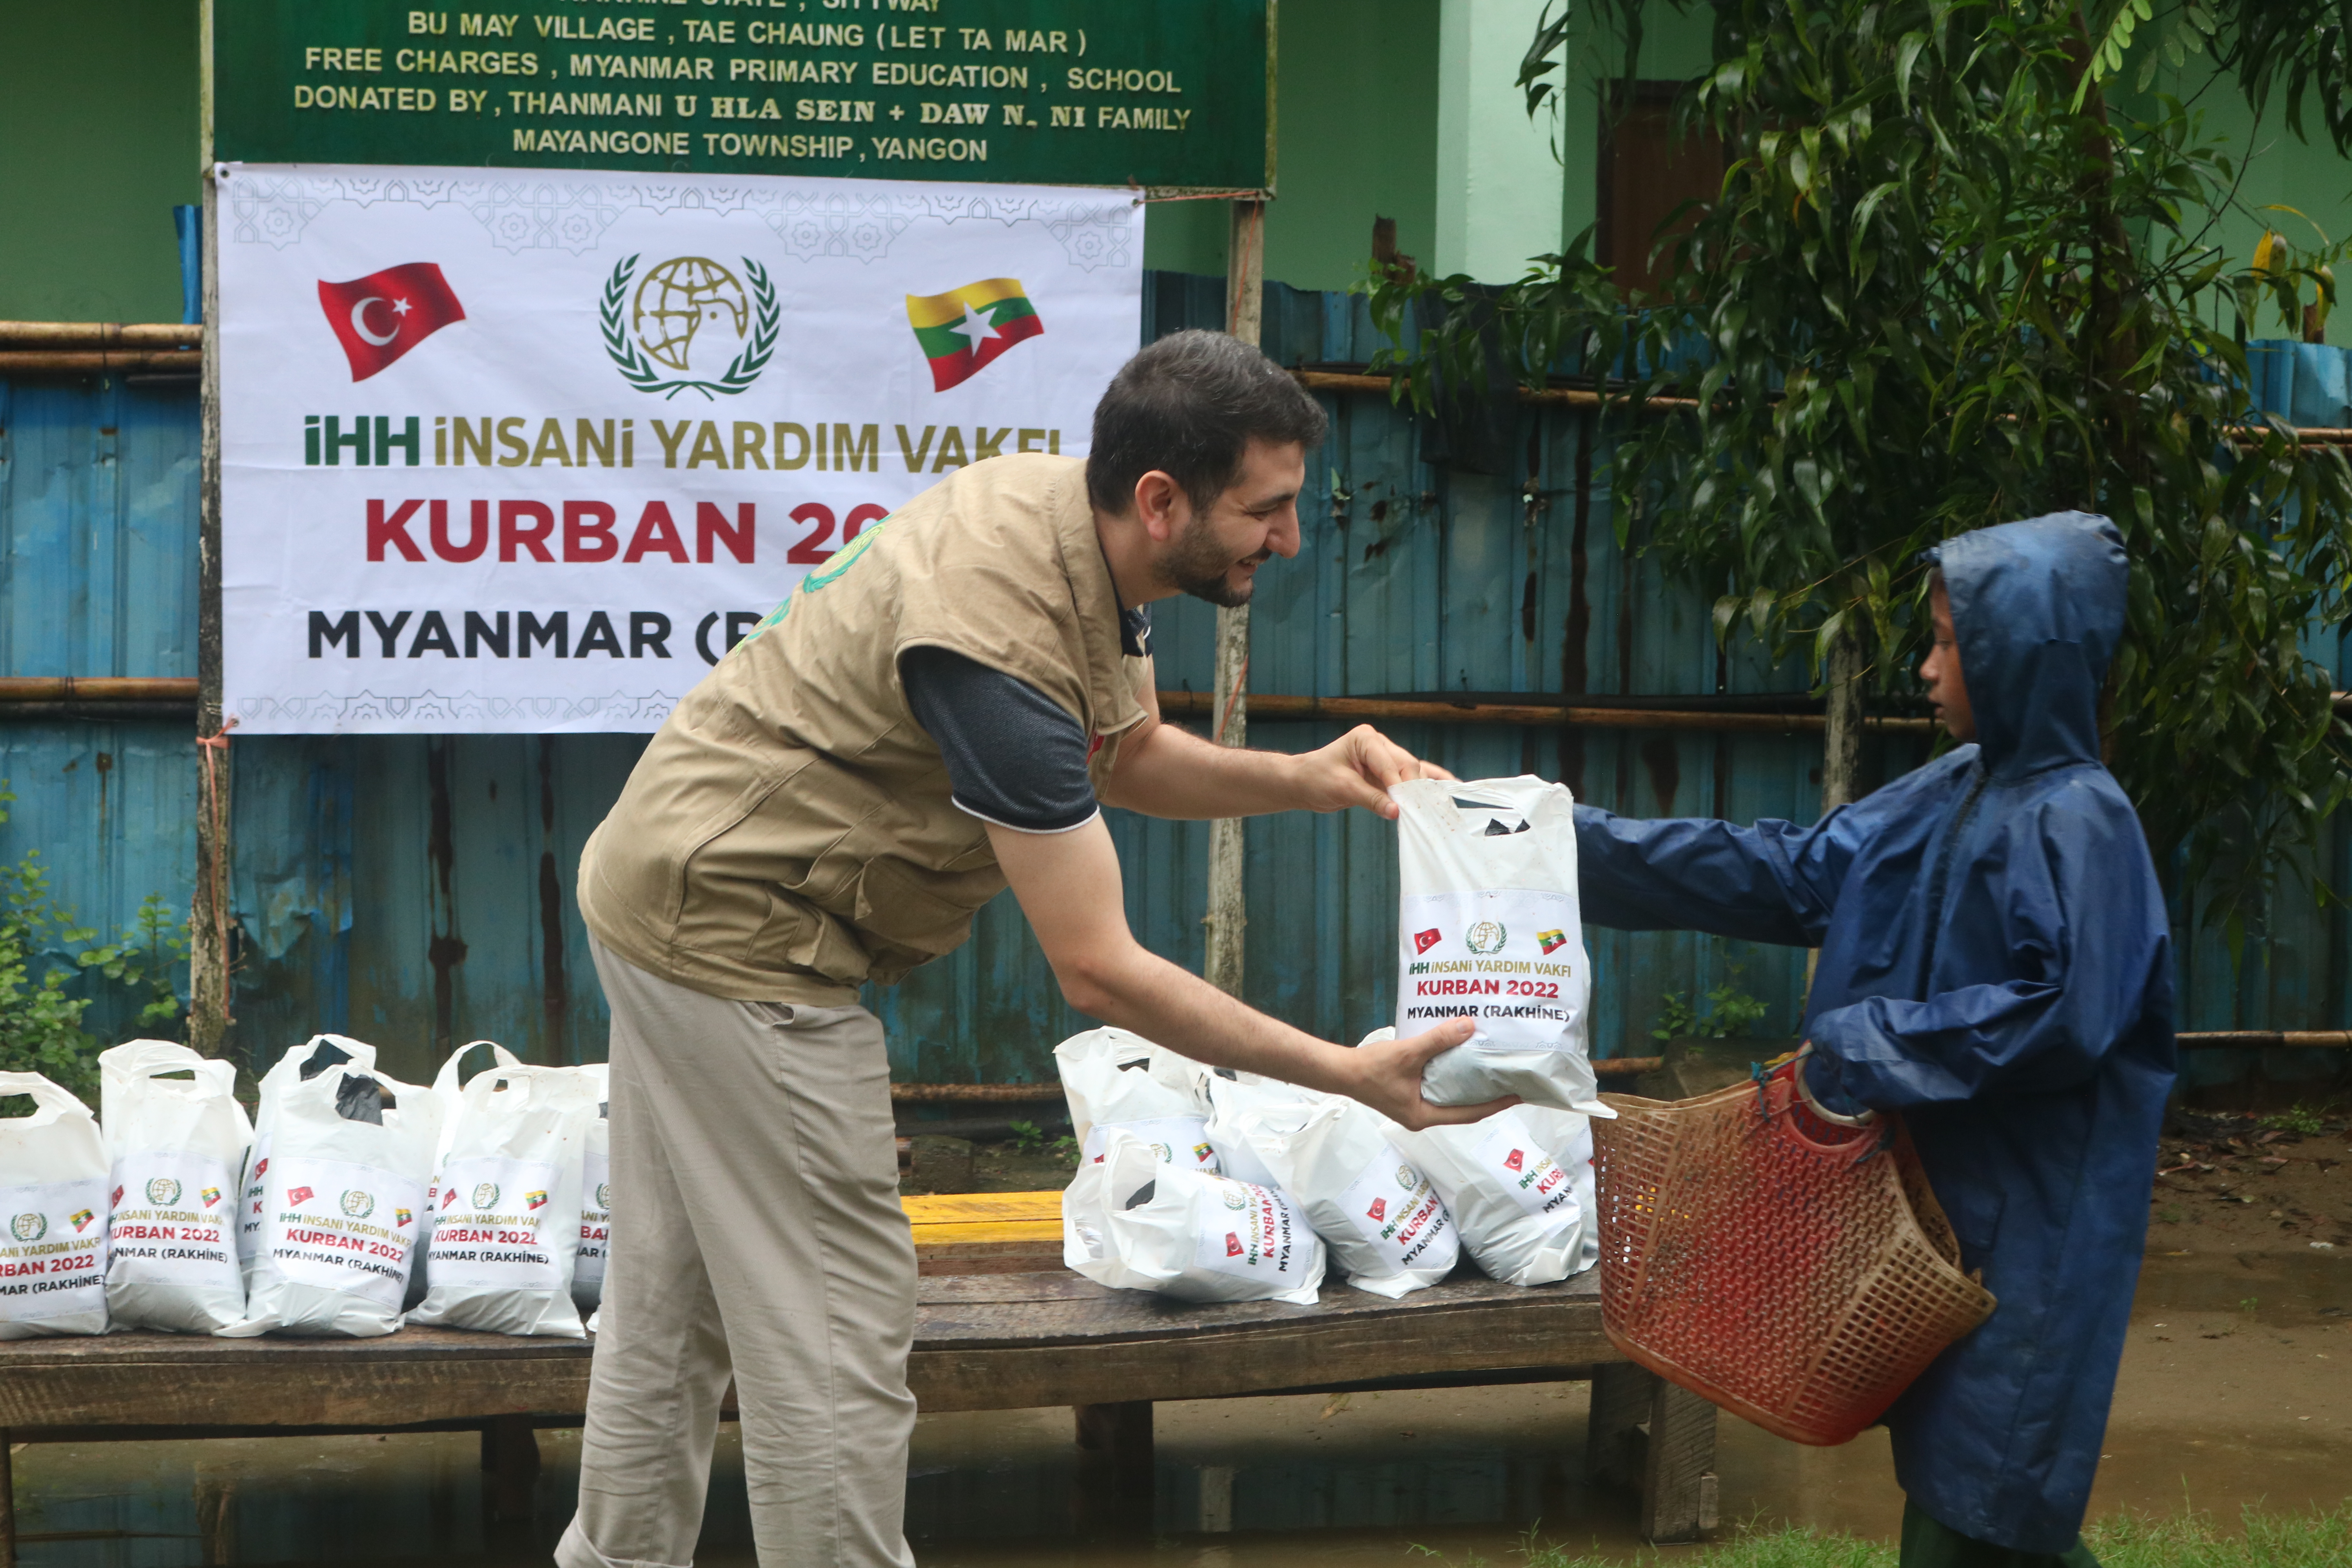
[8,1261,2350,1566]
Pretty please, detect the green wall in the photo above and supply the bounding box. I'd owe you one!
[0,1,200,323]
[1142,0,1442,292]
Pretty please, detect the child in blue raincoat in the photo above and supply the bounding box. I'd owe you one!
[1576,512,2175,1566]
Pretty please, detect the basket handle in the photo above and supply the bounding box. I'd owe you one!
[1791,1044,1875,1129]
[1750,1045,1884,1161]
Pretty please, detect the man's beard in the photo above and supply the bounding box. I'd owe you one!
[1158,513,1260,608]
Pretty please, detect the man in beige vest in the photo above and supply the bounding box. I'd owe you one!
[558,330,1506,1568]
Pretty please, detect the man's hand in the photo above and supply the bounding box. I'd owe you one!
[991,818,1511,1128]
[1291,724,1457,819]
[1332,1018,1518,1130]
[1104,712,1450,821]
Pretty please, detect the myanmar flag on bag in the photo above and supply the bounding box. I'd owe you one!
[905,278,1043,392]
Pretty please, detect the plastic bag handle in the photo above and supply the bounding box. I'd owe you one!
[432,1038,522,1097]
[0,1070,95,1120]
[100,1040,239,1096]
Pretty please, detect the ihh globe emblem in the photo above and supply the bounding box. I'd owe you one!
[602,252,779,399]
[634,256,746,374]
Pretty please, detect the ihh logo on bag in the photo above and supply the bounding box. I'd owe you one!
[472,1183,501,1210]
[341,1190,375,1219]
[596,1183,612,1209]
[9,1213,45,1243]
[1465,921,1508,955]
[146,1177,182,1206]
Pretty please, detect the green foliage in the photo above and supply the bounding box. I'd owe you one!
[2261,1101,2329,1134]
[2212,2,2352,157]
[1006,1119,1079,1165]
[1653,966,1772,1040]
[0,781,187,1100]
[1368,0,2352,936]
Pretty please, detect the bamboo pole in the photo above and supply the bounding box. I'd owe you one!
[0,677,200,702]
[0,321,204,348]
[1203,199,1265,999]
[1155,690,1936,734]
[189,132,232,1057]
[0,351,202,374]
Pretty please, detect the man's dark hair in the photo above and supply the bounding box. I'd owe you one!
[1085,329,1327,516]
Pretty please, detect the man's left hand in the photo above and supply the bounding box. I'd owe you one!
[1292,724,1454,818]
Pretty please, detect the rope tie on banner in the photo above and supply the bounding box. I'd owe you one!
[196,717,238,1023]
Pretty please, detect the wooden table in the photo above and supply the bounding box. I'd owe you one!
[0,1195,1718,1559]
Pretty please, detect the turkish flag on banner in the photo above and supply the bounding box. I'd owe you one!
[316,262,466,381]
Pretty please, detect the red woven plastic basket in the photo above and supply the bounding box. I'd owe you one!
[1592,1057,1997,1446]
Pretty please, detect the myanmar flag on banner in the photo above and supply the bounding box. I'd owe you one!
[906,278,1043,392]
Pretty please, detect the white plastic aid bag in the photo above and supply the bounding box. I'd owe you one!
[1358,1027,1596,1287]
[1392,776,1609,1114]
[1387,1103,1596,1286]
[571,1063,611,1315]
[409,1062,602,1336]
[1201,1071,1327,1192]
[223,1061,441,1338]
[98,1041,252,1334]
[410,1040,523,1310]
[242,1034,379,1284]
[1053,1027,1220,1174]
[1062,1130,1323,1305]
[1252,1096,1459,1299]
[0,1072,111,1339]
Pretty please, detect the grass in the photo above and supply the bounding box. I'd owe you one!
[1415,1502,2352,1567]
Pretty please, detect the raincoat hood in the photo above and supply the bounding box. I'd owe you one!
[1925,512,2125,777]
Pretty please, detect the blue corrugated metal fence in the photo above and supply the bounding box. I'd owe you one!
[3,288,2346,1091]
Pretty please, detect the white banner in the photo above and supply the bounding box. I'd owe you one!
[217,162,1145,733]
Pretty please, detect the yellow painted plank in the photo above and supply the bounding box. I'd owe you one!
[911,1221,1062,1247]
[901,1190,1062,1224]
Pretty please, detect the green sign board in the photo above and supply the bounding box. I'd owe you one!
[209,0,1272,191]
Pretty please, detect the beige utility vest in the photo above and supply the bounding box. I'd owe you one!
[578,454,1152,1003]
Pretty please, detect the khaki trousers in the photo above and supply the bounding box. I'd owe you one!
[557,941,917,1568]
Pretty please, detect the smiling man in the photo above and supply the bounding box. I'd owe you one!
[559,329,1502,1568]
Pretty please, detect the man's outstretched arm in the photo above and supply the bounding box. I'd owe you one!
[988,814,1510,1131]
[1102,689,1448,822]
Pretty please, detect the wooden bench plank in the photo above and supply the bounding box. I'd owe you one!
[0,1272,1604,1423]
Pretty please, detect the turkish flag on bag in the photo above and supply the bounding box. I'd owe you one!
[317,262,466,381]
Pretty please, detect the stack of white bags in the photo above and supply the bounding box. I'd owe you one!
[0,1034,612,1341]
[1058,775,1610,1308]
[1058,1025,1599,1307]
